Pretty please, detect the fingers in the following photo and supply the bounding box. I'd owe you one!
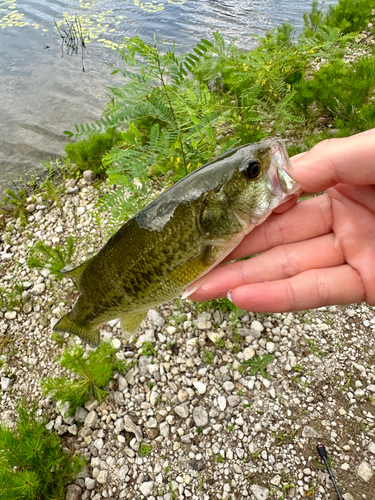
[227,194,332,261]
[289,132,375,192]
[191,233,344,301]
[227,265,365,312]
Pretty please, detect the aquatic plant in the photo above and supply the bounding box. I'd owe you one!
[0,400,84,500]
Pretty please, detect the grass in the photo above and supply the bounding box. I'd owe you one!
[139,442,152,457]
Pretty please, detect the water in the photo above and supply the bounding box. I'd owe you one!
[0,0,336,190]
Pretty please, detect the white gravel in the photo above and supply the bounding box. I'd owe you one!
[0,173,375,500]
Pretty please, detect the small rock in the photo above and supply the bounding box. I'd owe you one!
[26,204,36,213]
[76,206,86,216]
[302,426,321,438]
[85,478,96,490]
[217,396,227,412]
[250,484,269,500]
[243,347,255,360]
[1,377,12,391]
[368,442,375,454]
[96,470,108,485]
[147,309,165,327]
[175,403,189,419]
[178,390,189,403]
[250,321,264,337]
[30,283,45,295]
[357,461,373,482]
[4,311,17,320]
[227,395,241,407]
[124,415,143,442]
[192,406,208,427]
[223,381,235,392]
[139,481,154,496]
[84,411,98,429]
[270,475,281,486]
[83,170,96,184]
[84,399,99,412]
[75,407,88,422]
[266,342,275,354]
[139,356,153,376]
[193,381,207,394]
[114,391,125,406]
[159,421,169,438]
[65,484,82,500]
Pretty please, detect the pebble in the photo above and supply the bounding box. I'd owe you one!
[357,461,374,482]
[175,403,189,419]
[250,484,269,500]
[96,470,108,485]
[192,406,208,427]
[84,411,98,429]
[65,484,82,500]
[139,481,154,496]
[193,381,207,394]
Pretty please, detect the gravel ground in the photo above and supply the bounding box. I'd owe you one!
[1,172,375,500]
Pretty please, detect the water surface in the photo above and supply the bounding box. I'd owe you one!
[0,0,337,190]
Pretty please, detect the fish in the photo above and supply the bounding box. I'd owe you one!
[54,138,300,346]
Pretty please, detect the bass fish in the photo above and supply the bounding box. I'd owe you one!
[54,139,299,346]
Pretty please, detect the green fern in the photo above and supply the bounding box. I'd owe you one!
[42,341,129,415]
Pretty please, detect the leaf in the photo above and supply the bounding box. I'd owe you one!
[63,130,74,137]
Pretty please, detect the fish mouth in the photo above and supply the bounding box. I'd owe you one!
[268,142,298,196]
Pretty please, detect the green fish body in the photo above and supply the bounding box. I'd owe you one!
[54,139,299,346]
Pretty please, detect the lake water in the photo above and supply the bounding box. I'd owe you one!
[0,0,337,191]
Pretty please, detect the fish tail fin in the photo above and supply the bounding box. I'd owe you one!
[53,313,100,347]
[120,310,148,340]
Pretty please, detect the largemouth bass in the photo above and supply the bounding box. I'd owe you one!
[54,139,299,346]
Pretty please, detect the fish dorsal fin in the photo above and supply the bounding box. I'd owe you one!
[60,260,90,287]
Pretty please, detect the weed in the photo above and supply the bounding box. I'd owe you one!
[202,351,215,365]
[147,381,154,390]
[2,188,28,225]
[339,374,352,391]
[196,472,204,492]
[304,337,327,358]
[213,452,225,463]
[214,337,226,349]
[294,364,302,373]
[228,424,234,433]
[141,341,156,358]
[196,426,204,434]
[42,341,129,414]
[27,237,76,280]
[139,442,152,457]
[242,354,274,379]
[0,400,84,500]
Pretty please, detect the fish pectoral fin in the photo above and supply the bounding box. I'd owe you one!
[60,260,91,287]
[53,313,100,347]
[120,310,148,340]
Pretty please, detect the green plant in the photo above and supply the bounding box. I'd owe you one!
[214,337,226,349]
[0,400,84,500]
[294,364,302,373]
[64,128,124,176]
[2,188,28,225]
[213,452,225,463]
[242,354,274,379]
[27,237,76,280]
[141,341,156,358]
[228,424,234,433]
[196,472,204,493]
[202,350,215,365]
[139,442,152,457]
[41,341,128,414]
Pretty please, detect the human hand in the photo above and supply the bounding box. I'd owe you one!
[190,130,375,312]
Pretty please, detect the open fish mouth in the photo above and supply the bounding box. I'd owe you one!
[268,142,299,197]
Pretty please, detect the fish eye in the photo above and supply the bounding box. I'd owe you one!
[245,160,261,179]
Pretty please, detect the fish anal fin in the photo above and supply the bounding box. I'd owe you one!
[53,313,100,347]
[61,260,90,287]
[120,310,148,340]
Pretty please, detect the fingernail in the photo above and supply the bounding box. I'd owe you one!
[227,290,233,302]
